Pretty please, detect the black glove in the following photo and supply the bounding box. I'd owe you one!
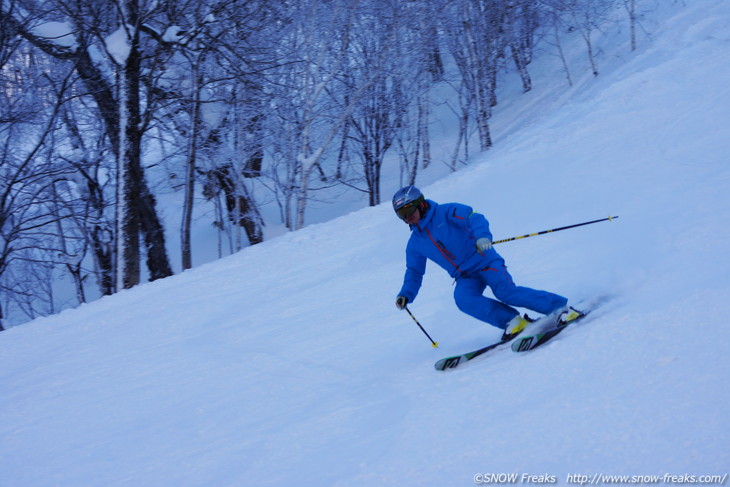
[395,296,409,310]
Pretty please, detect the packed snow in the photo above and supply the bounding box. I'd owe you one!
[2,1,729,486]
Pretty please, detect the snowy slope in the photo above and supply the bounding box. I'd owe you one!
[2,2,730,486]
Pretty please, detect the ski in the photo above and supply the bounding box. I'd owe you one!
[434,338,512,371]
[511,311,589,353]
[433,296,613,370]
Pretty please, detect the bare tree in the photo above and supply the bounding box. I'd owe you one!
[0,51,76,328]
[3,0,174,290]
[443,0,504,152]
[58,105,115,296]
[342,1,415,206]
[504,0,541,93]
[621,0,637,51]
[546,0,618,76]
[267,0,382,229]
[155,0,276,263]
[194,1,275,251]
[541,1,574,86]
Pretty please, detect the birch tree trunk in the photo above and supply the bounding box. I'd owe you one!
[181,52,204,271]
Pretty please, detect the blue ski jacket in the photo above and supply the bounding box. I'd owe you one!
[398,200,502,303]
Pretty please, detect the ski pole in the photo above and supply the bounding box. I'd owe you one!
[493,215,619,245]
[404,305,439,348]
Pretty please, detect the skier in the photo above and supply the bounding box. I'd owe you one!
[393,185,580,339]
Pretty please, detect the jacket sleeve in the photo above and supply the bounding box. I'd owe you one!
[398,239,426,303]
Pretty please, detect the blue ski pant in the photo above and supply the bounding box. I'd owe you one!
[453,259,567,329]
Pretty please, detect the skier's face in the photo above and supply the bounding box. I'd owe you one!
[404,207,421,225]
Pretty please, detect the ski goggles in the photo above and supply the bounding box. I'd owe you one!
[395,201,420,220]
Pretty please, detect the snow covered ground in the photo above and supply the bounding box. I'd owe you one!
[2,1,729,485]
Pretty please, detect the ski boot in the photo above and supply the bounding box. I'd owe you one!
[557,306,585,327]
[501,314,536,341]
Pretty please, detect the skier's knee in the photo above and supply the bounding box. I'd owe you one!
[454,291,479,316]
[491,283,518,303]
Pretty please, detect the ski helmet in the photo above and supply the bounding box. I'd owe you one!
[392,186,425,221]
